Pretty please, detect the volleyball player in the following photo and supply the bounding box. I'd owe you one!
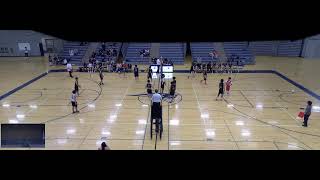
[133,65,139,80]
[160,74,166,94]
[170,77,177,98]
[147,67,152,81]
[71,90,79,113]
[188,63,195,79]
[146,80,152,96]
[99,69,104,85]
[66,62,73,78]
[200,69,207,85]
[74,77,80,96]
[216,79,225,101]
[226,77,232,95]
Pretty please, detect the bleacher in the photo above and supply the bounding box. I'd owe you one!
[248,40,303,57]
[277,40,302,57]
[95,42,122,62]
[249,41,274,56]
[60,42,89,65]
[159,43,186,65]
[124,43,151,64]
[190,43,216,63]
[223,42,255,64]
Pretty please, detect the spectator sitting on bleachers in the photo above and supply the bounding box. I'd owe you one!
[53,55,59,65]
[212,50,218,59]
[140,49,150,57]
[106,49,111,56]
[197,57,202,64]
[230,54,237,62]
[92,52,97,58]
[69,49,74,57]
[207,63,212,72]
[107,62,113,72]
[156,58,161,65]
[113,49,117,56]
[116,63,122,73]
[75,49,79,56]
[102,42,106,51]
[163,58,168,64]
[63,58,68,65]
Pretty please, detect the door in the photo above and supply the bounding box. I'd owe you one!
[39,43,44,56]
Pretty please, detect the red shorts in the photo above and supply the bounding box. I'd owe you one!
[226,86,231,91]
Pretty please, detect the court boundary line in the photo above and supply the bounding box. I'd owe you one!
[0,72,48,101]
[1,69,319,104]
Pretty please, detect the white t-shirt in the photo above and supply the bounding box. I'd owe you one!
[70,93,76,102]
[156,59,161,65]
[152,93,162,103]
[67,63,72,71]
[63,59,67,64]
[88,63,93,68]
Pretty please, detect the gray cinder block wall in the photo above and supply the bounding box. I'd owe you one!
[302,34,320,59]
[0,30,64,57]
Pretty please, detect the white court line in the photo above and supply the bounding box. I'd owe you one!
[274,100,301,125]
[191,81,216,136]
[11,88,54,124]
[78,78,134,148]
[44,121,301,127]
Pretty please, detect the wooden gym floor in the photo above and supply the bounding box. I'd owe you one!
[0,56,320,150]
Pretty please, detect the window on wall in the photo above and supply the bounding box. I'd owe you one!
[0,47,9,53]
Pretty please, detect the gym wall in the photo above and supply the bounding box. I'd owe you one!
[0,30,64,57]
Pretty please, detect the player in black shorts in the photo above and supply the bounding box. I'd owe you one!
[216,79,224,101]
[170,77,176,97]
[133,65,139,80]
[147,67,152,81]
[196,63,201,73]
[207,63,212,73]
[74,77,80,96]
[160,74,166,94]
[146,80,152,96]
[171,77,176,89]
[99,69,104,85]
[170,81,176,97]
[188,64,195,79]
[200,69,207,85]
